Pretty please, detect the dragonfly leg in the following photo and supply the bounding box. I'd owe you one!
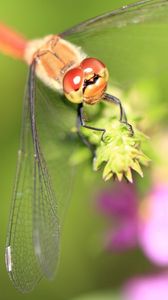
[77,103,105,156]
[76,109,95,157]
[103,93,134,136]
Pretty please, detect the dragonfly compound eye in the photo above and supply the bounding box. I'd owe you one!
[63,67,84,103]
[80,57,109,105]
[63,58,109,105]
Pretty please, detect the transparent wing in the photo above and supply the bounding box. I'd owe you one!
[5,63,77,293]
[61,0,168,36]
[61,0,168,89]
[5,0,168,292]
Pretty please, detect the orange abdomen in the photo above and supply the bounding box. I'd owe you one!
[0,23,27,59]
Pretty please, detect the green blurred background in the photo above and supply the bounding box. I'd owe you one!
[0,1,167,299]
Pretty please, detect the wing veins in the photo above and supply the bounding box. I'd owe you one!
[61,0,166,36]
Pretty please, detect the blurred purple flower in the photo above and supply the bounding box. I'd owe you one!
[138,184,168,266]
[105,219,138,251]
[97,182,139,251]
[97,182,137,218]
[122,273,168,300]
[97,182,168,266]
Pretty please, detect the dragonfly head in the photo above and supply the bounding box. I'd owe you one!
[63,57,109,105]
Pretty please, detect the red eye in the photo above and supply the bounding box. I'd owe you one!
[63,67,84,94]
[80,57,105,76]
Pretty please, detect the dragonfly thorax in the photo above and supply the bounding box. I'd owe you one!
[24,35,86,92]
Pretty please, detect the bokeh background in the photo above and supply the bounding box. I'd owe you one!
[0,0,168,299]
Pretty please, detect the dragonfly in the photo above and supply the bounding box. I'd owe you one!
[0,0,168,293]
